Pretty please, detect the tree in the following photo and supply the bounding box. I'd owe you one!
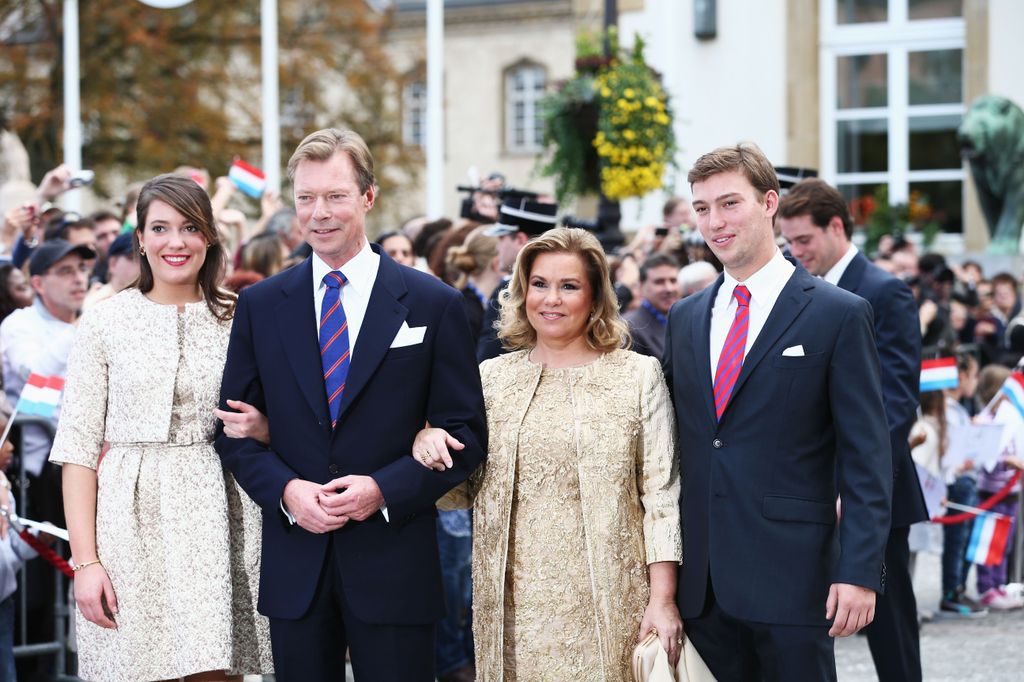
[0,0,418,225]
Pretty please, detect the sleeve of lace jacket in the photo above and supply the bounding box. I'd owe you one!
[636,355,682,565]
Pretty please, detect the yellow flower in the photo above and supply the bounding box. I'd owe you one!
[623,129,636,141]
[644,96,658,108]
[600,86,611,98]
[624,88,635,99]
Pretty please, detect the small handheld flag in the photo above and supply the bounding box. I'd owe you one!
[999,372,1024,419]
[965,512,1012,566]
[228,159,267,199]
[920,357,958,392]
[15,374,64,418]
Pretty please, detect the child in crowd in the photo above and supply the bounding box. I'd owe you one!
[0,414,39,680]
[909,390,946,572]
[940,353,987,616]
[973,365,1024,610]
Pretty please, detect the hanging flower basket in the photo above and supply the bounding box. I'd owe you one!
[539,32,676,203]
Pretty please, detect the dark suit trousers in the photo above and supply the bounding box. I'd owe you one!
[865,526,922,682]
[685,579,836,682]
[269,536,435,682]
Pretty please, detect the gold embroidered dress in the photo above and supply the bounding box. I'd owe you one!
[444,349,682,681]
[50,288,272,681]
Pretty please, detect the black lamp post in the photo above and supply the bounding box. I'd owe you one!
[595,0,624,250]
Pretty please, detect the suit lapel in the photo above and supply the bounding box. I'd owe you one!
[335,248,409,420]
[836,250,867,294]
[723,269,814,418]
[276,258,331,432]
[693,275,723,426]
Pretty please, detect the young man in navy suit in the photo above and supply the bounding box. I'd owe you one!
[779,178,926,682]
[662,143,892,681]
[214,129,487,681]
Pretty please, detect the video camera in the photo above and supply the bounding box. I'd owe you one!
[457,181,540,222]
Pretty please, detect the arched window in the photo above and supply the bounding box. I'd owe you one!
[504,62,546,153]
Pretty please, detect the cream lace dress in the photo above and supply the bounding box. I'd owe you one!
[50,289,272,681]
[443,349,682,681]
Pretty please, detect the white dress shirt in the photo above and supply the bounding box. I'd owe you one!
[709,249,795,380]
[311,240,380,359]
[283,240,389,523]
[823,243,858,286]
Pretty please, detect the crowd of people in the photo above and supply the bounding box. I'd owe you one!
[0,131,1019,682]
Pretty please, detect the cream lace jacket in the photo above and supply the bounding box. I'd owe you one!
[444,349,682,680]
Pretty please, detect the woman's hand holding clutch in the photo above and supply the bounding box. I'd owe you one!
[411,427,463,471]
[214,399,271,445]
[639,596,684,667]
[74,562,119,630]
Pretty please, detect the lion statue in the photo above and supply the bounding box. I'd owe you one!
[958,95,1024,254]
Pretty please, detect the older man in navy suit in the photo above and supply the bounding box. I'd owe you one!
[779,178,926,682]
[662,143,892,681]
[214,128,486,681]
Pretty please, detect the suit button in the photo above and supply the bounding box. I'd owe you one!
[328,463,339,475]
[712,438,723,449]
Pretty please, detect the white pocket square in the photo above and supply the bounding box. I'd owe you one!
[782,344,805,357]
[390,321,426,348]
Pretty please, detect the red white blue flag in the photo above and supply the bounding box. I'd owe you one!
[228,159,266,199]
[16,374,64,418]
[966,512,1012,566]
[920,357,958,392]
[999,372,1024,420]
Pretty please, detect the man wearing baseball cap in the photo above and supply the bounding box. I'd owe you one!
[477,198,558,361]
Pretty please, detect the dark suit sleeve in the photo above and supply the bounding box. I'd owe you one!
[372,293,488,521]
[830,298,893,591]
[214,289,299,510]
[874,279,922,480]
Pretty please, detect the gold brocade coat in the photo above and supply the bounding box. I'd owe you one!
[442,349,682,681]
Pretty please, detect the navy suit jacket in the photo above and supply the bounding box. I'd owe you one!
[837,251,928,528]
[215,246,487,623]
[664,265,892,626]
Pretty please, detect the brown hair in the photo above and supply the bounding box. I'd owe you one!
[778,178,854,239]
[977,364,1011,405]
[446,226,498,289]
[919,390,947,458]
[662,196,685,220]
[134,174,235,321]
[286,128,375,193]
[498,227,629,353]
[687,142,780,222]
[241,233,284,278]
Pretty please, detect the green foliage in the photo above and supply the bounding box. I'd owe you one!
[862,185,941,253]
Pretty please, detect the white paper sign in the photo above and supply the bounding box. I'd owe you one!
[944,423,1005,474]
[915,463,946,520]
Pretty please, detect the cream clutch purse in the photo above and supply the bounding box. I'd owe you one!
[631,630,717,682]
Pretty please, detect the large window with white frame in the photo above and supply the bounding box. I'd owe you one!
[821,0,965,238]
[504,62,546,154]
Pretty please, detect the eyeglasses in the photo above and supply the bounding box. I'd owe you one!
[46,262,93,278]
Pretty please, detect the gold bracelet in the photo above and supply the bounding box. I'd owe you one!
[73,559,102,572]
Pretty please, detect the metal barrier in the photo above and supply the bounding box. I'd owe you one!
[10,415,79,681]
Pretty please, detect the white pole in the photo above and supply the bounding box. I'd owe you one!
[261,0,280,194]
[425,0,444,219]
[62,0,82,212]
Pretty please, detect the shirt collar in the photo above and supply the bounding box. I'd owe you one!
[721,248,794,306]
[312,240,378,295]
[823,243,858,286]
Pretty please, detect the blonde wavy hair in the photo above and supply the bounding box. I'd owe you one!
[497,227,630,353]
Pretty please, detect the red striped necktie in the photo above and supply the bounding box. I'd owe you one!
[713,285,750,421]
[320,271,351,429]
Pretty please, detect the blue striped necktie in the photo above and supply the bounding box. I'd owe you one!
[320,271,351,428]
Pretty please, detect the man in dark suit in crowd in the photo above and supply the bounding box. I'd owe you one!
[662,143,892,681]
[476,199,558,361]
[779,178,926,682]
[214,128,487,681]
[624,252,680,358]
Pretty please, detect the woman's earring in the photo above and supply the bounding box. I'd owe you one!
[139,246,146,256]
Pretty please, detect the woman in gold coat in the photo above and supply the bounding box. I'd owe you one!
[414,227,683,681]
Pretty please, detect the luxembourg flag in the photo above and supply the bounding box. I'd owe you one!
[920,357,958,392]
[966,512,1013,566]
[228,159,266,199]
[999,372,1024,420]
[15,374,64,418]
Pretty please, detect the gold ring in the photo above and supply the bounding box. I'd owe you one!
[676,638,683,645]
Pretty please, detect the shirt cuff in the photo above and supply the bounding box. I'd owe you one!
[381,506,389,523]
[280,498,296,525]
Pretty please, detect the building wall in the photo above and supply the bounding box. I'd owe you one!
[987,0,1024,108]
[387,3,575,223]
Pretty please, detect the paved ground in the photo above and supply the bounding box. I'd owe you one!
[251,554,1023,682]
[836,552,1024,681]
